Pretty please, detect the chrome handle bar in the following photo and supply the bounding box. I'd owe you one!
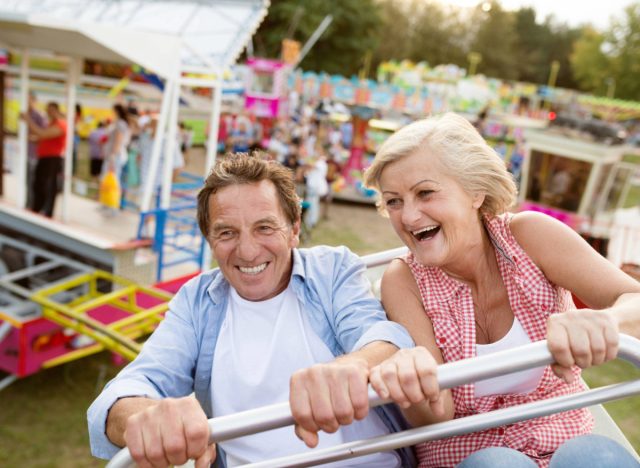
[107,334,640,468]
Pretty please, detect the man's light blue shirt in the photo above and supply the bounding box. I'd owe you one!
[87,245,415,463]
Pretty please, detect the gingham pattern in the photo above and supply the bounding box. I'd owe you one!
[404,214,594,468]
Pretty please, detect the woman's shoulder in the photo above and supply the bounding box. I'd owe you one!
[509,211,574,260]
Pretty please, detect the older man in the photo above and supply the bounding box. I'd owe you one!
[88,153,415,467]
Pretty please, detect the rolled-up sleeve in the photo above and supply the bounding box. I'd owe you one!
[87,287,199,459]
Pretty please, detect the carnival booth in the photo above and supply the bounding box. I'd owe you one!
[520,123,639,260]
[244,57,289,140]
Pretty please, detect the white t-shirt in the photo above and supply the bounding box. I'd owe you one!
[474,317,545,398]
[211,285,400,467]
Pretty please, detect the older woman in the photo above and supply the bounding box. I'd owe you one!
[364,113,640,467]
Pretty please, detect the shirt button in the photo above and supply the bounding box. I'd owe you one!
[497,427,505,435]
[541,304,549,311]
[438,337,446,344]
[495,396,504,405]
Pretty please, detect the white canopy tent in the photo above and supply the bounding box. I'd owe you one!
[0,0,269,221]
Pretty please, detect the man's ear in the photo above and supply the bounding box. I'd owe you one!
[290,220,301,247]
[472,192,485,210]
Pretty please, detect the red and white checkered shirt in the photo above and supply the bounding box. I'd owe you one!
[404,214,593,468]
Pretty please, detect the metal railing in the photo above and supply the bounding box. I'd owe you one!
[107,334,640,468]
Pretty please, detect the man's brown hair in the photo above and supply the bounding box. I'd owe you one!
[197,153,301,238]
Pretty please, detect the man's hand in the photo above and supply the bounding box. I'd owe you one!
[289,358,370,448]
[111,396,216,468]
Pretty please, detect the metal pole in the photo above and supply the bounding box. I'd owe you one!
[360,246,408,268]
[0,68,5,196]
[204,79,222,175]
[248,380,640,468]
[16,48,29,209]
[200,77,223,274]
[62,57,80,222]
[161,79,181,209]
[106,335,640,468]
[291,15,333,69]
[140,78,173,212]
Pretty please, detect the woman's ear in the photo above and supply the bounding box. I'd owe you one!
[472,192,485,209]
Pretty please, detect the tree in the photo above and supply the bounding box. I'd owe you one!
[607,3,640,100]
[408,1,468,68]
[469,1,518,80]
[252,0,382,76]
[570,27,611,94]
[371,0,413,68]
[514,7,547,83]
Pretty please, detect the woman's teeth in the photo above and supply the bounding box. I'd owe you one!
[413,226,440,241]
[239,263,267,275]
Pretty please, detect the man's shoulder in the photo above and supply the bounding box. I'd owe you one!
[173,268,223,301]
[297,245,359,272]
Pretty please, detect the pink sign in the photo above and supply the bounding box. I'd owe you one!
[247,57,285,72]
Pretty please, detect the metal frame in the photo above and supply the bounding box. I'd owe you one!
[107,334,640,468]
[31,270,173,362]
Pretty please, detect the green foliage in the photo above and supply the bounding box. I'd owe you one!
[606,4,640,100]
[252,0,382,76]
[249,0,640,100]
[407,1,468,69]
[571,28,613,94]
[471,2,518,80]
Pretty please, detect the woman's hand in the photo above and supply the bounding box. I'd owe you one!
[546,309,619,384]
[369,347,445,417]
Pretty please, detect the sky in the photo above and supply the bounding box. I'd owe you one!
[437,0,636,30]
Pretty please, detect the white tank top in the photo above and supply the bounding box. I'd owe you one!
[211,285,400,467]
[474,317,546,398]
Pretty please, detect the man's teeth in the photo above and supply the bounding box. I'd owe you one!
[239,263,268,275]
[413,226,439,236]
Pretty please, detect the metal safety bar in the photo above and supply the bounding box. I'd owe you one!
[107,334,640,468]
[360,246,408,268]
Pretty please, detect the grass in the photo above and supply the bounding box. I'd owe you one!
[582,361,640,449]
[0,200,639,466]
[625,184,640,208]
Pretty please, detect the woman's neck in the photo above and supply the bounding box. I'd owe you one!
[441,221,497,290]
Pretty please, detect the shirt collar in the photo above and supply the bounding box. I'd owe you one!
[291,248,307,280]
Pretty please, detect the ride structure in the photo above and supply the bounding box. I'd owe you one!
[106,250,640,468]
[519,120,640,267]
[0,0,270,390]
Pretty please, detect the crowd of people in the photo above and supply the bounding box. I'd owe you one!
[21,94,191,219]
[216,106,349,231]
[87,112,640,468]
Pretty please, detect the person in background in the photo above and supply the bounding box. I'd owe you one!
[88,121,109,185]
[25,91,46,209]
[364,112,640,468]
[321,150,342,221]
[178,121,194,164]
[230,116,252,153]
[88,153,416,468]
[302,153,328,229]
[20,102,67,218]
[248,112,264,152]
[72,103,83,176]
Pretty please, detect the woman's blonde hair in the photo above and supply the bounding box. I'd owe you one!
[363,112,517,216]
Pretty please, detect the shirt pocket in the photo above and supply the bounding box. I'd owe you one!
[431,318,463,363]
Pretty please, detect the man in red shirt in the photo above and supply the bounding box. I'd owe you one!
[21,101,67,218]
